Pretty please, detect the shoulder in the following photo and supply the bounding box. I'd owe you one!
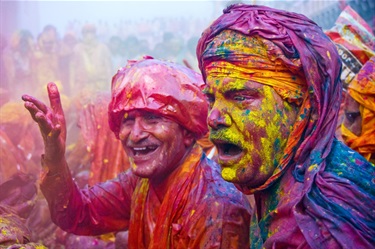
[197,155,251,209]
[325,139,375,194]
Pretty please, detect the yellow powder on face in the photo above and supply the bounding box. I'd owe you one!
[208,76,293,181]
[222,167,237,181]
[129,158,136,170]
[259,87,282,173]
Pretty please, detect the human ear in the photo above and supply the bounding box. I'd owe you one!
[182,129,195,147]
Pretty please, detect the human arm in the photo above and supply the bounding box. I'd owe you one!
[40,170,136,235]
[22,82,67,175]
[22,83,135,235]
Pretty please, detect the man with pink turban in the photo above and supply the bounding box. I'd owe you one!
[197,4,375,248]
[22,56,251,248]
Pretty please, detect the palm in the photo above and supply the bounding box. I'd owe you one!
[22,83,67,164]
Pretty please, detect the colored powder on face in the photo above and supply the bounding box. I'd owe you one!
[222,167,237,181]
[259,88,282,173]
[208,69,295,183]
[129,157,136,170]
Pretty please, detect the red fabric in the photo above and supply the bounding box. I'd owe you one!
[40,146,251,248]
[325,6,375,87]
[108,56,208,139]
[76,92,130,185]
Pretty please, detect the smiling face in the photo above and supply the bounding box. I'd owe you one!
[204,76,298,189]
[119,110,192,183]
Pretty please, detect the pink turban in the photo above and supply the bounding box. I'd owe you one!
[108,56,208,139]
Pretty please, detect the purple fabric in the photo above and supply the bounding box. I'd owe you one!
[197,4,342,174]
[197,4,375,248]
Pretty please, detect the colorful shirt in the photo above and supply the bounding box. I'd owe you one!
[40,145,251,248]
[197,4,375,248]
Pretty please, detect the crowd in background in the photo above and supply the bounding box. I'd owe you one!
[0,3,374,248]
[0,16,212,248]
[0,16,209,103]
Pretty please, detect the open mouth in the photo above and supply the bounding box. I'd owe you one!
[131,145,158,156]
[216,142,243,156]
[212,139,244,164]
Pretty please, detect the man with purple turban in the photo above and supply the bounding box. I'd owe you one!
[22,56,251,248]
[197,4,375,248]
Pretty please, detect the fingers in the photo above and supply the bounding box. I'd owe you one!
[47,82,66,139]
[24,100,60,138]
[34,111,54,136]
[47,82,64,117]
[22,94,48,114]
[23,101,42,122]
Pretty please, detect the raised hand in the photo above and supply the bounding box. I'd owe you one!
[22,83,67,168]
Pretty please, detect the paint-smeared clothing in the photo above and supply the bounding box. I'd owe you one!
[40,145,251,248]
[0,204,47,249]
[250,139,375,248]
[197,4,374,248]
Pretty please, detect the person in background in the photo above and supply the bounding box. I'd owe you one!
[34,25,61,98]
[341,56,375,164]
[197,4,375,248]
[0,173,47,249]
[70,24,112,94]
[325,5,375,141]
[325,5,374,89]
[59,32,77,96]
[22,56,251,249]
[2,30,35,98]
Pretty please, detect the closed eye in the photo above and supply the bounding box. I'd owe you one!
[122,117,134,127]
[144,113,161,120]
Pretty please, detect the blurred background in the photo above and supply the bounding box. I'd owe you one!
[0,0,374,100]
[0,1,373,248]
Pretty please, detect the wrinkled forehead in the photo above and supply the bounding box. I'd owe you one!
[204,73,264,94]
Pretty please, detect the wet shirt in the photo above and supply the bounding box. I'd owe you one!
[39,145,251,249]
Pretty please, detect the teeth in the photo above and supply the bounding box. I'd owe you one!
[134,147,147,151]
[133,146,156,151]
[132,146,157,156]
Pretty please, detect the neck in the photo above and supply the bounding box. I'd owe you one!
[149,144,195,203]
[254,166,296,219]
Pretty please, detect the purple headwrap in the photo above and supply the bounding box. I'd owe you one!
[197,4,375,248]
[197,3,342,190]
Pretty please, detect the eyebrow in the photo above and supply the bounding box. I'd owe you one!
[222,82,262,97]
[204,78,264,97]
